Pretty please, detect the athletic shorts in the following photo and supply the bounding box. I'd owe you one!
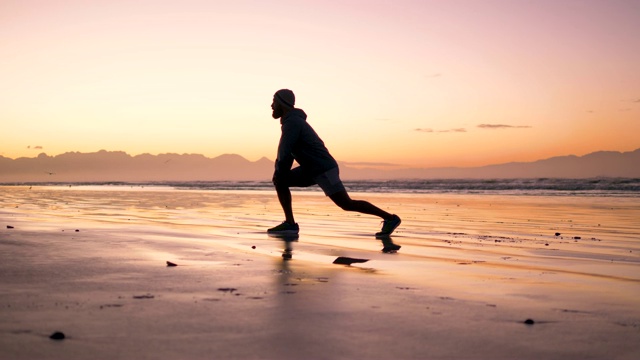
[284,166,346,196]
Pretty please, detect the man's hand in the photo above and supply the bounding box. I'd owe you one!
[273,170,289,186]
[272,171,285,186]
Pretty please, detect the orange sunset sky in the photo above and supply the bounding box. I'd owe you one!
[1,0,639,168]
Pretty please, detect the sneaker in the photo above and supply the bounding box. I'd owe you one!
[376,215,401,237]
[267,221,299,235]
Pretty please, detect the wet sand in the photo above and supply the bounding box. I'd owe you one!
[1,185,639,359]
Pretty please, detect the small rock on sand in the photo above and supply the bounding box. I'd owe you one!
[133,294,154,299]
[333,257,369,265]
[166,261,177,267]
[218,288,237,293]
[6,225,14,229]
[524,319,535,325]
[49,331,65,340]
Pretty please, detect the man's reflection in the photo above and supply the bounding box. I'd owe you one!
[379,236,401,253]
[268,233,299,259]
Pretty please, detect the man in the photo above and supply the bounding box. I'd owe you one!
[268,89,401,237]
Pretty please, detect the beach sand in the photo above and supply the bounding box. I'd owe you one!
[1,185,639,359]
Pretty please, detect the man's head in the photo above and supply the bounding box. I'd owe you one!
[271,89,295,119]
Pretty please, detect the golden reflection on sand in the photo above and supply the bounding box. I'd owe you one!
[1,185,639,359]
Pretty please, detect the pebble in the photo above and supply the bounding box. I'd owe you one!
[166,261,177,267]
[524,319,535,325]
[6,225,14,229]
[49,331,65,340]
[218,288,237,293]
[333,257,369,265]
[251,246,256,249]
[133,294,154,299]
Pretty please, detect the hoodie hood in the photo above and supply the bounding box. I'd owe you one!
[281,108,307,125]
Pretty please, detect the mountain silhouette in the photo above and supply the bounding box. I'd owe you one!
[343,148,640,179]
[0,148,638,182]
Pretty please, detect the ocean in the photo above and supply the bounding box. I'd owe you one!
[5,178,638,197]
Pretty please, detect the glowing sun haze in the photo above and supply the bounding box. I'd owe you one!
[1,0,639,168]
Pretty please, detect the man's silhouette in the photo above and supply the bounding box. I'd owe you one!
[268,89,401,237]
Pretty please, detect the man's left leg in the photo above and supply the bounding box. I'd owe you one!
[317,168,401,236]
[329,190,392,219]
[329,190,402,236]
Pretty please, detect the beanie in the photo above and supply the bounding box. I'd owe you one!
[274,89,295,108]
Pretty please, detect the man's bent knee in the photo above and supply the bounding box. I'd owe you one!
[330,191,355,211]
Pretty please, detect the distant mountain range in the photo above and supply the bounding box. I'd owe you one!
[0,148,638,182]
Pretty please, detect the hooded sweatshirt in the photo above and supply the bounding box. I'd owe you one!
[274,108,338,177]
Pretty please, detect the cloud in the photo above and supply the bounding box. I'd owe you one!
[27,145,44,150]
[342,161,400,167]
[478,124,531,129]
[414,128,466,133]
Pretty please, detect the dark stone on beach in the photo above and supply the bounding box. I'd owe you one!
[49,331,65,340]
[555,233,561,236]
[524,319,535,325]
[251,246,256,249]
[133,294,154,299]
[166,261,177,267]
[574,236,581,240]
[218,288,237,293]
[75,229,80,232]
[6,225,14,229]
[333,257,369,265]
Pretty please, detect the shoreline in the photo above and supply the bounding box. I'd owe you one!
[2,177,640,197]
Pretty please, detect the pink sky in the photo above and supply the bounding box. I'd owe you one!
[1,0,639,168]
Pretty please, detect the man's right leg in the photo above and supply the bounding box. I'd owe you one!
[275,182,295,224]
[269,167,315,234]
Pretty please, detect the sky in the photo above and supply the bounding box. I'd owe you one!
[1,0,639,168]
